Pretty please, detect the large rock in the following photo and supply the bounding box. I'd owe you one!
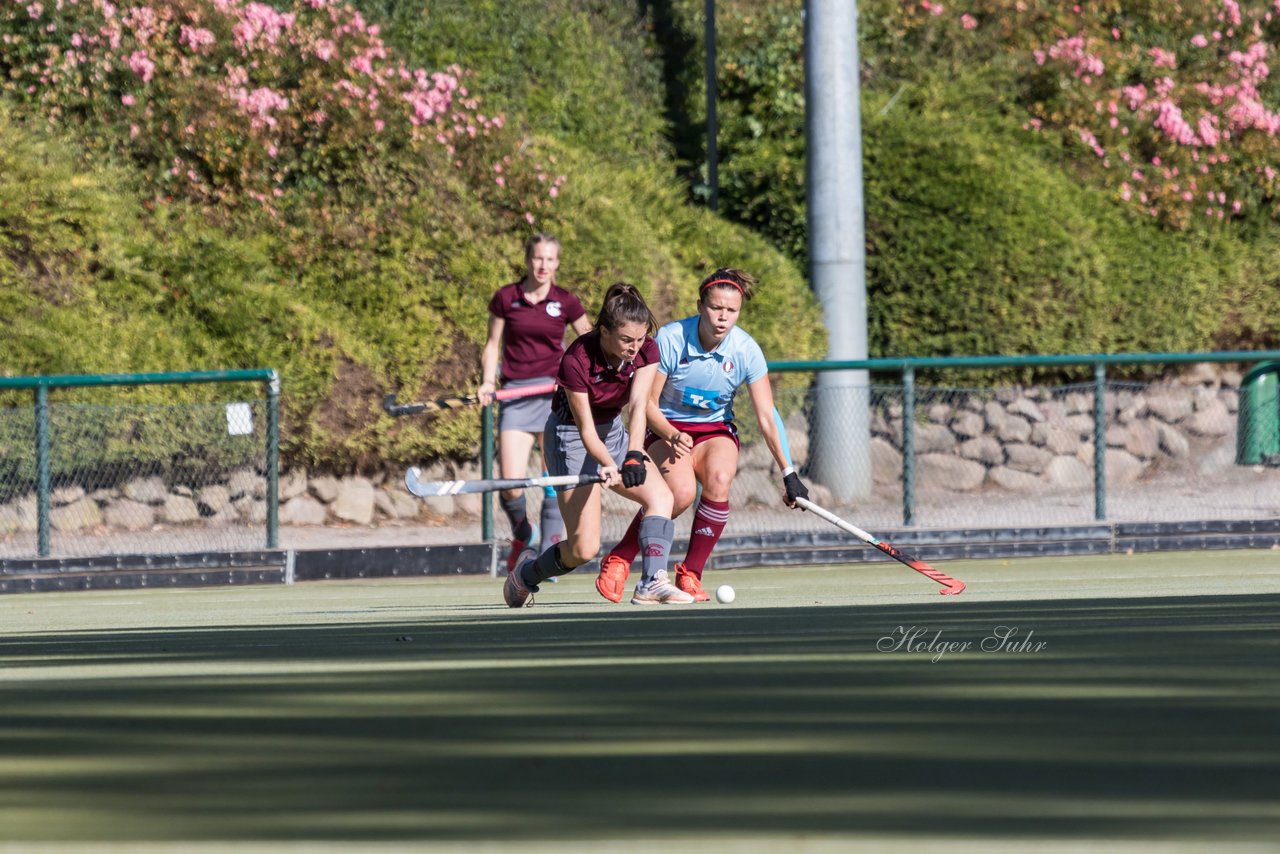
[1105,449,1146,485]
[373,490,397,519]
[332,477,376,524]
[1145,389,1194,423]
[453,492,483,516]
[421,495,457,517]
[1066,413,1095,437]
[1007,397,1045,422]
[196,485,233,515]
[870,437,903,485]
[917,454,987,492]
[950,411,985,439]
[102,498,155,532]
[235,497,269,523]
[280,468,309,500]
[987,466,1044,492]
[915,422,957,454]
[0,504,23,535]
[1004,443,1054,474]
[1063,392,1091,415]
[122,476,168,504]
[227,468,266,499]
[995,414,1032,443]
[1156,423,1191,458]
[51,498,101,532]
[309,474,340,503]
[1045,455,1092,489]
[1184,398,1232,437]
[203,506,242,527]
[1041,425,1081,455]
[388,491,421,520]
[280,495,328,526]
[51,485,86,506]
[3,496,37,532]
[158,495,201,524]
[1123,421,1161,459]
[958,436,1004,465]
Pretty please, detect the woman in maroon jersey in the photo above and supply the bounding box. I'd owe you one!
[503,283,694,607]
[478,234,591,572]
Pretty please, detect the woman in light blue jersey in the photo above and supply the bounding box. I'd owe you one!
[595,268,808,604]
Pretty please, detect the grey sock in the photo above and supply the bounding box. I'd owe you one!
[638,515,675,583]
[500,494,532,542]
[540,488,566,545]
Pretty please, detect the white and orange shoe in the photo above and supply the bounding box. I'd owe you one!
[630,570,695,605]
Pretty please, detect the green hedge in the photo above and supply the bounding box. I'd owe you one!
[0,0,823,474]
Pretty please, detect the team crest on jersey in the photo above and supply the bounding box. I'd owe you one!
[722,359,735,374]
[546,300,562,317]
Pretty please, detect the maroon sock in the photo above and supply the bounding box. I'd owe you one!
[609,510,644,563]
[683,498,729,578]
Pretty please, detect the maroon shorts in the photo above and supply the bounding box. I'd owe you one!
[645,419,740,451]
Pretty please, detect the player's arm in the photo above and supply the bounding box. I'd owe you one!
[645,371,693,458]
[746,376,808,508]
[565,389,619,487]
[570,315,592,336]
[478,315,505,405]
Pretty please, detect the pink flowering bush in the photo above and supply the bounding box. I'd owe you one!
[0,0,562,225]
[864,0,1280,228]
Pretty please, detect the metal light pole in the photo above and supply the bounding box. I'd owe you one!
[705,0,718,211]
[806,0,872,500]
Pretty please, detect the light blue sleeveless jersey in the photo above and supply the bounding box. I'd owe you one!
[655,316,768,424]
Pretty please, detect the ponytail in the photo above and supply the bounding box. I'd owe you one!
[594,282,657,336]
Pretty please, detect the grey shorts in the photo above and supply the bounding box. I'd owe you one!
[498,376,555,433]
[544,411,628,491]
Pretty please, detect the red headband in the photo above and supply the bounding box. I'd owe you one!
[699,278,744,295]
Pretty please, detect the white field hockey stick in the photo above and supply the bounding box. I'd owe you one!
[772,408,966,596]
[405,467,603,497]
[383,382,556,416]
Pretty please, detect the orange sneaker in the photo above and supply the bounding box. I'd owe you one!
[675,563,711,602]
[595,553,631,603]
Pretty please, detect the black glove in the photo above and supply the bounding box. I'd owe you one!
[621,451,648,488]
[783,470,808,507]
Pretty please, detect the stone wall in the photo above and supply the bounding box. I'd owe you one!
[0,461,488,537]
[0,365,1256,539]
[733,365,1244,504]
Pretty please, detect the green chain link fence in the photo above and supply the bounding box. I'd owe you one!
[480,351,1280,551]
[0,370,279,559]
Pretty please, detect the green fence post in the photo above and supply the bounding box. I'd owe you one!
[266,372,280,549]
[1093,362,1107,521]
[902,366,916,527]
[1235,362,1280,465]
[35,384,51,557]
[481,404,495,542]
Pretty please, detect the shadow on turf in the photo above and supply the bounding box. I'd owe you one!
[2,594,1279,842]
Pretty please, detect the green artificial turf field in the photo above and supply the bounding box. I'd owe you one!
[2,551,1279,851]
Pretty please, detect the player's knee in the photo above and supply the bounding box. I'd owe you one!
[671,484,697,512]
[702,469,734,499]
[564,538,599,566]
